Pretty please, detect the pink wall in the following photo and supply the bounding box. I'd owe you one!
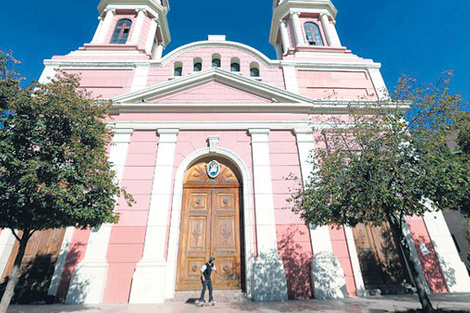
[329,227,357,296]
[64,69,134,99]
[103,131,159,303]
[269,131,313,299]
[151,81,272,103]
[56,228,91,303]
[407,216,448,293]
[296,70,378,100]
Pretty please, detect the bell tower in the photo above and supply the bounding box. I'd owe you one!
[269,0,342,59]
[89,0,171,59]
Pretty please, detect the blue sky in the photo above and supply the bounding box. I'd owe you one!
[1,0,469,102]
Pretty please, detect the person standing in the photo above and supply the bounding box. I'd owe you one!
[196,256,216,306]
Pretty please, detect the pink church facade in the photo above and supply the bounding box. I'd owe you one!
[1,0,470,304]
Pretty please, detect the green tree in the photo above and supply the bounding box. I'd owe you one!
[0,52,129,312]
[290,72,470,313]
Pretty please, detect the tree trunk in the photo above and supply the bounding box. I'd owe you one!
[0,231,31,313]
[388,216,434,313]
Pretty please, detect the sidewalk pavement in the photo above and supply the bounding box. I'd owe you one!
[6,293,470,313]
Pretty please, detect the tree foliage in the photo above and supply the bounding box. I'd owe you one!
[0,51,128,311]
[290,71,470,312]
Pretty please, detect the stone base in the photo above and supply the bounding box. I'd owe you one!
[252,254,288,302]
[311,252,347,300]
[129,260,167,303]
[66,262,108,304]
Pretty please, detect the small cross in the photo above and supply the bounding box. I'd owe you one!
[116,22,130,40]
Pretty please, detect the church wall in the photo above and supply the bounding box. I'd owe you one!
[269,131,313,299]
[64,69,135,98]
[329,227,357,296]
[296,69,379,100]
[407,216,448,293]
[103,131,159,302]
[56,228,91,303]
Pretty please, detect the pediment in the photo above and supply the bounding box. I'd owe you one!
[113,68,312,105]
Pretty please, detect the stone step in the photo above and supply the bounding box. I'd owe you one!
[167,290,248,304]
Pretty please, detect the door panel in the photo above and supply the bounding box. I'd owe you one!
[176,188,241,291]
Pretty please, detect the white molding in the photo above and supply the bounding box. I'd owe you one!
[129,128,179,304]
[165,146,256,300]
[423,210,470,292]
[130,64,151,92]
[48,227,75,297]
[66,128,134,304]
[0,230,15,278]
[368,67,389,100]
[248,128,288,301]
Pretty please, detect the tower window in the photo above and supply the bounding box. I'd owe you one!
[212,54,221,68]
[193,63,202,72]
[111,19,132,44]
[304,22,324,46]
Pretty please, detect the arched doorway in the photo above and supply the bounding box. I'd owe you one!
[176,157,243,291]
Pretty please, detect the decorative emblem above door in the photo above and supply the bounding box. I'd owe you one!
[207,160,221,179]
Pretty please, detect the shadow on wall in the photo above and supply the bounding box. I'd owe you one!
[251,249,288,302]
[0,254,56,304]
[54,244,87,303]
[277,225,313,299]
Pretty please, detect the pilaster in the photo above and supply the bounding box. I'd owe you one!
[145,18,159,55]
[130,64,151,92]
[249,128,288,302]
[96,9,116,44]
[48,227,75,298]
[65,128,134,304]
[0,230,15,278]
[91,17,104,44]
[423,209,470,292]
[129,8,148,45]
[279,20,290,55]
[294,128,349,299]
[129,128,179,304]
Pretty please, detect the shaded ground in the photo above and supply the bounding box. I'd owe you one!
[5,293,470,313]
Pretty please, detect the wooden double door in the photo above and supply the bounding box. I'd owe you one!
[176,160,242,291]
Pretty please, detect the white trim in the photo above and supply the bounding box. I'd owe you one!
[0,230,15,278]
[130,64,151,92]
[65,128,134,304]
[423,210,470,292]
[91,17,104,44]
[368,68,389,100]
[48,227,75,297]
[344,226,366,296]
[165,146,255,300]
[129,128,179,304]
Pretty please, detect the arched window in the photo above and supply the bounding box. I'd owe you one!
[174,62,183,76]
[193,58,202,72]
[212,54,221,68]
[304,22,324,46]
[231,58,240,72]
[250,62,260,77]
[111,19,132,44]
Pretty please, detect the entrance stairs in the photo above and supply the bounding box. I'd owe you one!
[167,290,248,304]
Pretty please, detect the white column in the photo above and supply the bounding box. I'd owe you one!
[291,12,303,46]
[145,18,159,55]
[321,14,341,47]
[48,227,75,297]
[38,66,57,84]
[279,19,290,55]
[155,43,164,59]
[294,128,349,299]
[0,230,15,278]
[249,128,288,302]
[91,17,104,44]
[65,128,133,304]
[96,9,116,44]
[129,9,147,45]
[282,65,299,94]
[130,128,179,304]
[130,64,150,92]
[423,209,470,292]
